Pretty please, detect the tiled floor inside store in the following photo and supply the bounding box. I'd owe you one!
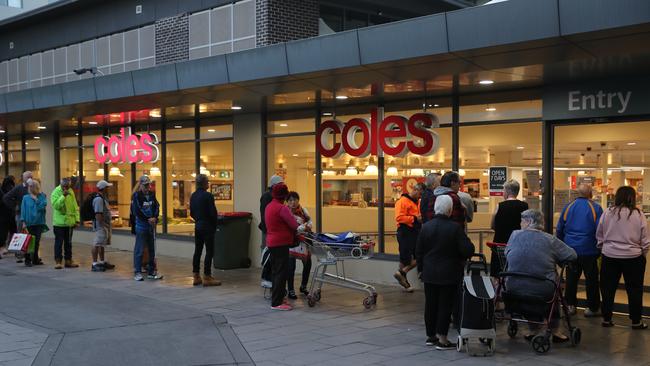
[0,238,648,366]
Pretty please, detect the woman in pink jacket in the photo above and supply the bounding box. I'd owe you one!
[264,183,299,311]
[596,186,649,329]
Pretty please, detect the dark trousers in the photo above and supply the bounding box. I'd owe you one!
[270,246,289,307]
[193,229,214,276]
[53,226,73,261]
[600,255,646,323]
[287,256,312,291]
[565,255,600,311]
[25,226,42,264]
[134,230,156,275]
[424,283,457,337]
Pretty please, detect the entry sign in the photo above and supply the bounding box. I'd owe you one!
[489,166,507,197]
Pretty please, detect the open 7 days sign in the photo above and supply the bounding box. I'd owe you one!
[318,108,440,158]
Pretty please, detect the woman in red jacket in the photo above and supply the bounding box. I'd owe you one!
[264,183,299,310]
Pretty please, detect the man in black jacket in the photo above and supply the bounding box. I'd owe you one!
[259,175,284,288]
[415,195,474,350]
[190,174,221,287]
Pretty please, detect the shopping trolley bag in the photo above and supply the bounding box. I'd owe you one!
[8,232,32,253]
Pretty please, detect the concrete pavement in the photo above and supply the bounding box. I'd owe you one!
[0,238,648,365]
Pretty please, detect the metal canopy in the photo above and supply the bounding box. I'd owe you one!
[1,0,649,122]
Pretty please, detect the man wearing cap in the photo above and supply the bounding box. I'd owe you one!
[131,176,162,281]
[50,177,80,269]
[259,174,284,288]
[92,180,116,272]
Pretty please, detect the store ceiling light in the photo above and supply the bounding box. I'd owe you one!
[38,126,46,130]
[231,106,242,110]
[95,168,104,177]
[88,121,98,125]
[409,168,425,177]
[34,136,40,140]
[364,164,378,176]
[0,130,5,133]
[292,154,299,157]
[150,167,161,177]
[345,166,358,176]
[322,112,333,117]
[279,123,288,127]
[516,146,524,150]
[458,169,466,176]
[386,166,399,176]
[207,129,216,133]
[627,142,637,146]
[479,80,494,85]
[485,107,497,112]
[335,95,348,100]
[109,167,122,176]
[433,104,439,107]
[174,125,182,129]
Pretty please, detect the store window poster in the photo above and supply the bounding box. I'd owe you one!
[211,183,232,201]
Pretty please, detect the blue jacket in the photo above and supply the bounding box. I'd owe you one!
[20,193,47,227]
[131,191,160,232]
[556,197,603,256]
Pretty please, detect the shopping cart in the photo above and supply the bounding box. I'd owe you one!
[486,242,507,276]
[302,232,378,309]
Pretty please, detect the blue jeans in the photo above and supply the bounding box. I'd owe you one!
[134,229,155,275]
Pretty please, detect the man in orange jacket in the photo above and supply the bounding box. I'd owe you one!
[394,182,425,292]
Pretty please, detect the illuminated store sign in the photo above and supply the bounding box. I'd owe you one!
[318,108,440,158]
[94,127,160,164]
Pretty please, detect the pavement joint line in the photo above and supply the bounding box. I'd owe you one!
[59,313,213,335]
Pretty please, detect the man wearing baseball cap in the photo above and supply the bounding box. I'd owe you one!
[92,180,115,272]
[131,175,162,281]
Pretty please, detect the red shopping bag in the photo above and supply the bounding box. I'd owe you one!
[8,233,32,253]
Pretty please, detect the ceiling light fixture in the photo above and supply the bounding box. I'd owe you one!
[231,106,242,110]
[335,95,348,100]
[88,121,98,125]
[279,123,288,127]
[174,125,182,129]
[516,146,524,150]
[38,126,46,130]
[479,80,494,85]
[485,107,497,112]
[322,112,333,117]
[627,142,637,146]
[292,154,299,157]
[34,136,40,140]
[0,130,5,133]
[433,104,439,107]
[207,129,216,133]
[386,166,399,177]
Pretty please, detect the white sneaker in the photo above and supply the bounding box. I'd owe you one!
[261,280,272,289]
[134,273,144,281]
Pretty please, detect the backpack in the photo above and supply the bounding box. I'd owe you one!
[80,192,100,222]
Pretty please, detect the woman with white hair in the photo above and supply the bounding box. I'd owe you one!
[505,209,577,342]
[415,195,474,350]
[20,179,48,267]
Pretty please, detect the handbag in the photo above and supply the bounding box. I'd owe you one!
[8,232,31,253]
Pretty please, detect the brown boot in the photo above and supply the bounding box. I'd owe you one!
[192,273,202,286]
[64,259,79,268]
[54,260,63,270]
[202,275,222,287]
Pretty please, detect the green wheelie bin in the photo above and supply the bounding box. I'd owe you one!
[213,212,253,269]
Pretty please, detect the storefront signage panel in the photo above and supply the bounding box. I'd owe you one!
[94,127,160,164]
[318,108,440,158]
[489,166,507,196]
[543,77,650,120]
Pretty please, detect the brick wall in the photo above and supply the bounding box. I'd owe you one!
[256,0,319,47]
[155,14,189,65]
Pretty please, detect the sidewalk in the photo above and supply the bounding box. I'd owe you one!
[0,238,648,366]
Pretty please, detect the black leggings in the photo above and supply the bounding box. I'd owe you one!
[270,246,289,307]
[287,256,312,291]
[424,283,457,337]
[600,255,646,323]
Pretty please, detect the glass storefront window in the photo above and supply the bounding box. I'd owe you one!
[460,99,542,123]
[199,122,232,139]
[167,142,196,235]
[59,147,80,205]
[267,135,317,225]
[166,120,195,141]
[25,150,40,180]
[201,140,234,213]
[268,116,315,135]
[460,121,542,261]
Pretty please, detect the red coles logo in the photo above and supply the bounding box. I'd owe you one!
[94,127,160,164]
[318,108,440,158]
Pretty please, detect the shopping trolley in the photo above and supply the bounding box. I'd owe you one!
[302,232,378,309]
